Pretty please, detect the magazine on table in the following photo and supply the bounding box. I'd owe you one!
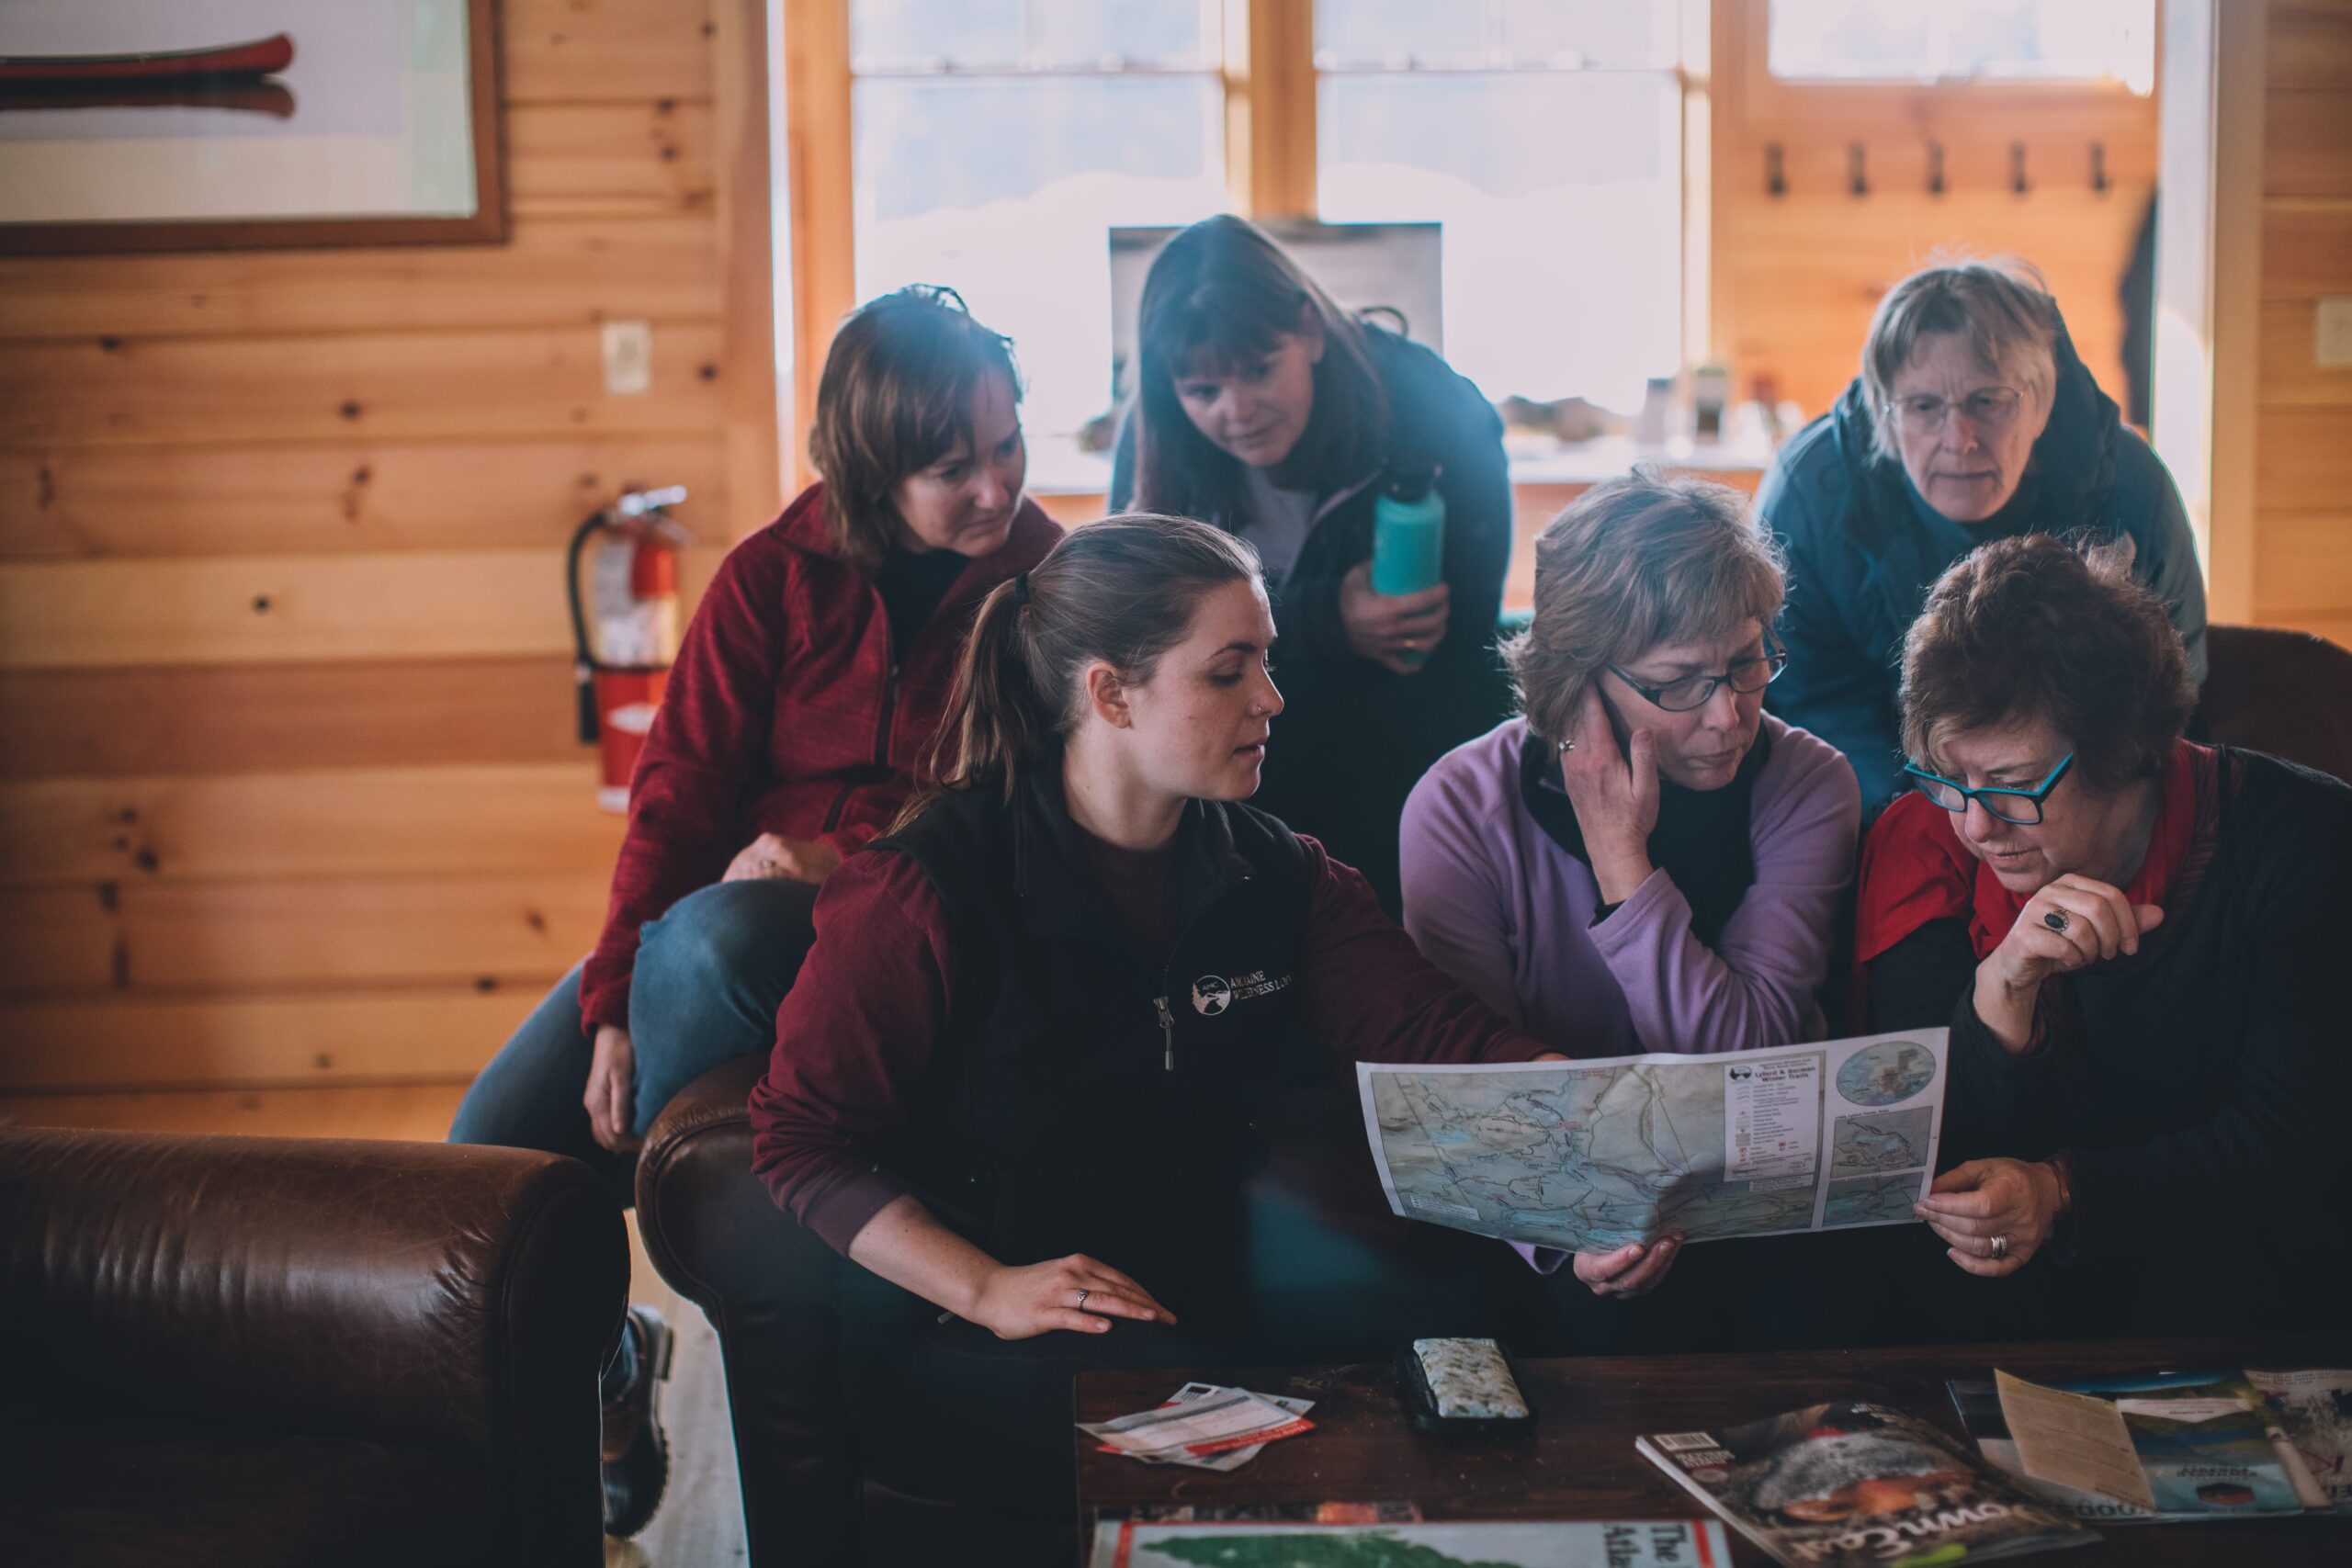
[1635,1400,2095,1565]
[1949,1368,2342,1521]
[2247,1368,2352,1512]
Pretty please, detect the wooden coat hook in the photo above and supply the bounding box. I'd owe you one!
[2090,141,2109,194]
[1848,141,1868,197]
[1927,140,1945,196]
[2010,141,2030,196]
[1765,142,1785,197]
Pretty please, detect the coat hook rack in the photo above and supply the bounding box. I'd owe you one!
[1765,142,1785,197]
[1926,140,1945,197]
[2010,141,2030,196]
[2090,141,2109,195]
[1848,141,1869,197]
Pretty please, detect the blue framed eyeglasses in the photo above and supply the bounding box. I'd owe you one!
[1902,752,2075,826]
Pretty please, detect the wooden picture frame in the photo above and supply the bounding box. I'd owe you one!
[0,0,506,255]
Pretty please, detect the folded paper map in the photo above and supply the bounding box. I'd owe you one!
[1358,1031,1950,1253]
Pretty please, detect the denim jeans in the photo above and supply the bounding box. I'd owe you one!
[448,877,821,1201]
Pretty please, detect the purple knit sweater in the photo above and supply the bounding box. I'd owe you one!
[1400,715,1860,1056]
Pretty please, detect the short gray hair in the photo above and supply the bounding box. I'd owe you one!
[1860,258,2061,462]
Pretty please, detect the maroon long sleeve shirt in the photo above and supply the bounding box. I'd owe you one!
[577,486,1059,1032]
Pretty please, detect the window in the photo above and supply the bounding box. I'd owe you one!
[848,1,1227,488]
[810,2,1705,487]
[1767,0,2155,92]
[1315,2,1686,414]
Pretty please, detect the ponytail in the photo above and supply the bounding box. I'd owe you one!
[896,513,1261,829]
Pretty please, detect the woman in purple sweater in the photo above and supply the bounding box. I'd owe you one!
[1401,470,1860,1311]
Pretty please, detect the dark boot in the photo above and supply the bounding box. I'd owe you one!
[601,1304,676,1540]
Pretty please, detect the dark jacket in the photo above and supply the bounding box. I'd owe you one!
[1757,327,2208,814]
[1866,749,2351,1336]
[1110,327,1515,911]
[747,769,1547,1288]
[580,484,1060,1029]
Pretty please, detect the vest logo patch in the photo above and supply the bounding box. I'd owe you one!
[1191,969,1292,1016]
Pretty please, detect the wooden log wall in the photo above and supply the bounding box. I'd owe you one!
[0,0,779,1093]
[2251,1,2352,650]
[1709,0,2159,422]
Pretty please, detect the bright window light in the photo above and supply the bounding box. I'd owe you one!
[849,2,1226,490]
[1768,0,2156,93]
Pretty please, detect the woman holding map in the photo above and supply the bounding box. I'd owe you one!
[745,514,1563,1545]
[1858,534,2350,1338]
[1399,471,1861,1312]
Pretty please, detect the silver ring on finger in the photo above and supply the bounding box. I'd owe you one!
[2041,909,2069,934]
[1074,1288,1090,1310]
[1989,1234,2009,1260]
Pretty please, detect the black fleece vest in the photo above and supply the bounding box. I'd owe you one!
[868,773,1315,1266]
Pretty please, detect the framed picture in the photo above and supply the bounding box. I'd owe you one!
[0,0,505,254]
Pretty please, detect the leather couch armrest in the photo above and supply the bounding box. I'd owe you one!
[0,1126,627,1472]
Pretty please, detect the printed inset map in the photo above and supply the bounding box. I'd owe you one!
[1823,1172,1922,1228]
[1835,1039,1939,1106]
[1364,1058,1822,1253]
[1830,1107,1935,1175]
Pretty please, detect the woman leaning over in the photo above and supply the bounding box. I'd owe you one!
[1758,259,2207,814]
[1860,535,2348,1339]
[748,515,1558,1546]
[1111,214,1515,910]
[1401,471,1859,1316]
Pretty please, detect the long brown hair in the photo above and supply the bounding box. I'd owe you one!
[1130,216,1388,524]
[898,513,1263,827]
[809,285,1022,572]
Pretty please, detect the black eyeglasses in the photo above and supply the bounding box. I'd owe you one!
[1607,637,1788,715]
[1903,752,2075,826]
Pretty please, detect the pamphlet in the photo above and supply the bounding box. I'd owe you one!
[1950,1369,2319,1522]
[1636,1400,2093,1565]
[1086,1515,1732,1567]
[1360,1031,1949,1252]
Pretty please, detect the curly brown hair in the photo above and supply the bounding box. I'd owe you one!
[1900,534,2194,793]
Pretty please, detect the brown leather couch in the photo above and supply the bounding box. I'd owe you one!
[635,622,2352,1566]
[1,1127,628,1568]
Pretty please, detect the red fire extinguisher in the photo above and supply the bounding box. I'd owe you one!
[568,485,690,812]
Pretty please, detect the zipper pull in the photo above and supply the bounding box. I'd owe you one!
[1153,996,1175,1072]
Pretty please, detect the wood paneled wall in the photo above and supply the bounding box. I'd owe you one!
[2251,1,2352,649]
[0,0,780,1093]
[1709,1,2159,420]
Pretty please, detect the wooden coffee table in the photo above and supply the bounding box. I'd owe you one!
[1075,1335,2350,1564]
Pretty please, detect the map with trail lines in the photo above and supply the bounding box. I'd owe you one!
[1366,1060,1818,1252]
[1360,1032,1949,1254]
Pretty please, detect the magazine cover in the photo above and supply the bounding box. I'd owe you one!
[1636,1401,2093,1566]
[1949,1371,2312,1520]
[2248,1368,2352,1512]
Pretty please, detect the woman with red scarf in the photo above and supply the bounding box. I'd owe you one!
[1857,535,2347,1338]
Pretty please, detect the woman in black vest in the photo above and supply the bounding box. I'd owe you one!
[748,514,1554,1542]
[1111,215,1516,912]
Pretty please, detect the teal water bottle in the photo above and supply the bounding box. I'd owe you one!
[1372,465,1445,668]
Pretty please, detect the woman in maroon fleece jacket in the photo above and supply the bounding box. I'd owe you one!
[747,514,1559,1539]
[452,287,1058,1188]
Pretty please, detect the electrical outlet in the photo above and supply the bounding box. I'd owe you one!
[602,321,652,394]
[2318,299,2352,369]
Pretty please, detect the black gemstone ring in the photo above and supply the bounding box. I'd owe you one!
[2041,909,2069,934]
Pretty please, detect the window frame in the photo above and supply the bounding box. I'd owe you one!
[777,0,1708,487]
